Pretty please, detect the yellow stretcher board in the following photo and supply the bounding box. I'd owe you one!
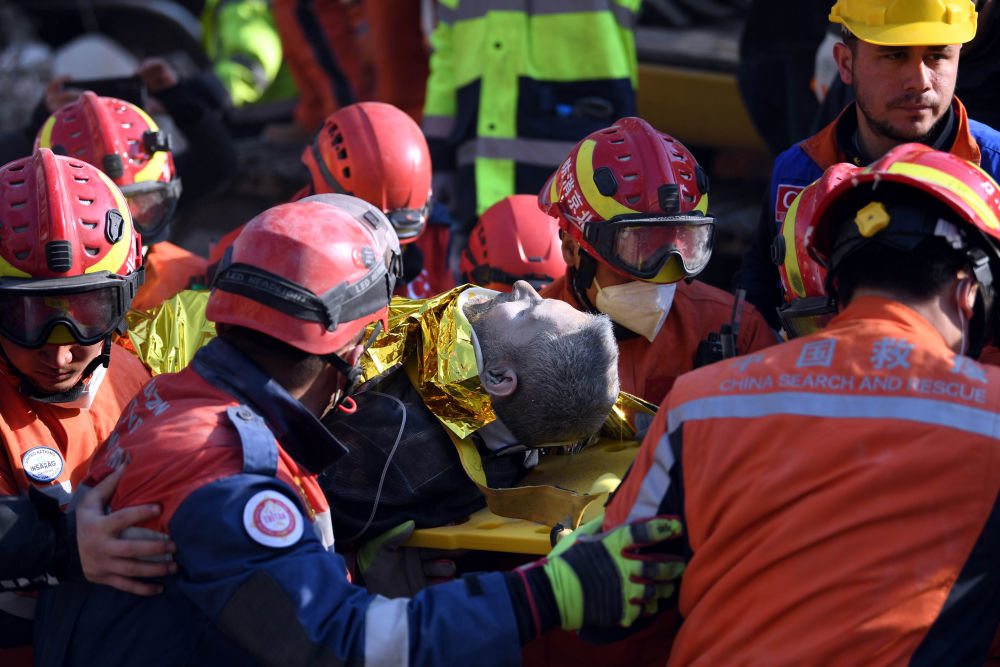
[405,436,641,554]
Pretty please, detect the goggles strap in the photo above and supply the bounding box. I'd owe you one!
[213,262,389,332]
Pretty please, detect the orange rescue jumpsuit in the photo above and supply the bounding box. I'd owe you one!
[132,242,208,314]
[0,345,151,666]
[606,297,1000,664]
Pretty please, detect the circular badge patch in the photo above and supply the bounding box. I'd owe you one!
[22,447,64,483]
[242,490,304,548]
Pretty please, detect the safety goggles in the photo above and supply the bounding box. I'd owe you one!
[0,271,144,348]
[121,178,182,241]
[777,296,837,339]
[386,204,430,241]
[582,213,715,282]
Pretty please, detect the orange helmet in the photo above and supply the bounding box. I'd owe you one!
[540,117,713,288]
[207,194,402,356]
[0,148,143,349]
[35,92,182,244]
[301,102,432,243]
[460,195,567,292]
[808,143,1000,352]
[772,162,860,338]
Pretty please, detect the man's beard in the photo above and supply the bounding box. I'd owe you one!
[856,87,951,145]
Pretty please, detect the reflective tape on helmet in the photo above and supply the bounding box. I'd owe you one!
[883,162,1000,231]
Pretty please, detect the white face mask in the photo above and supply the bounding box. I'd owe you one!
[594,278,677,342]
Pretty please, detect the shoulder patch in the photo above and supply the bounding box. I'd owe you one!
[775,184,806,223]
[242,490,304,548]
[22,447,65,483]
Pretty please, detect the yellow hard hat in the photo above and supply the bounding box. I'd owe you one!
[829,0,978,45]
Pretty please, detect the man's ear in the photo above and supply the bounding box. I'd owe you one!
[833,41,853,86]
[481,362,517,399]
[560,231,581,268]
[961,277,979,319]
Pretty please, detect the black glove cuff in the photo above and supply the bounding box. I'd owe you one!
[503,563,559,645]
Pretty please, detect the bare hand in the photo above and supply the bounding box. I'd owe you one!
[136,58,178,92]
[45,76,82,113]
[75,464,177,595]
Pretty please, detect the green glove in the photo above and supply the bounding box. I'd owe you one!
[518,516,684,633]
[357,521,459,598]
[547,513,604,559]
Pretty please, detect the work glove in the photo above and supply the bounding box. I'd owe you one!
[356,520,459,598]
[516,516,684,634]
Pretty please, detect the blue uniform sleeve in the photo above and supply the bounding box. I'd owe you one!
[170,474,523,666]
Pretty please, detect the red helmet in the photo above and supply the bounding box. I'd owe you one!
[807,143,1000,352]
[301,102,431,243]
[206,194,402,356]
[460,195,567,292]
[810,144,1000,266]
[773,162,860,338]
[35,92,181,243]
[0,148,143,348]
[540,117,713,285]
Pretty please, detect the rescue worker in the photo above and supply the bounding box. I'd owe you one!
[423,0,642,276]
[209,102,451,298]
[737,0,1000,330]
[605,144,1000,663]
[36,92,208,312]
[270,0,428,134]
[199,0,297,108]
[34,195,684,666]
[0,149,176,665]
[460,194,566,292]
[540,117,777,406]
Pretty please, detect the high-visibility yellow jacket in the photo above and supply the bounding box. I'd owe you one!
[201,0,296,106]
[422,0,641,228]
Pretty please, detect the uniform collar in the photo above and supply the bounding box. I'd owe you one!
[192,338,348,474]
[827,296,950,350]
[801,97,981,170]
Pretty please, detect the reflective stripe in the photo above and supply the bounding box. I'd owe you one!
[0,591,36,619]
[421,114,454,140]
[313,509,335,550]
[36,480,73,507]
[438,0,636,29]
[667,391,1000,439]
[457,136,577,167]
[364,595,409,666]
[624,433,675,524]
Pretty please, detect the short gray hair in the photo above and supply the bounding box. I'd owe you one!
[479,313,619,447]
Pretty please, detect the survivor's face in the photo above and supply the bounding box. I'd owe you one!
[0,336,102,394]
[841,40,960,144]
[464,281,589,344]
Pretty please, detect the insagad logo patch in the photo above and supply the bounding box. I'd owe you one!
[22,447,64,483]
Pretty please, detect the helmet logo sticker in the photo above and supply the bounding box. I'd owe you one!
[105,209,124,243]
[854,201,890,238]
[243,490,304,548]
[22,446,65,483]
[353,246,375,269]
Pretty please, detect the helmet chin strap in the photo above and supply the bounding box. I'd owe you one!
[569,249,643,341]
[4,337,112,404]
